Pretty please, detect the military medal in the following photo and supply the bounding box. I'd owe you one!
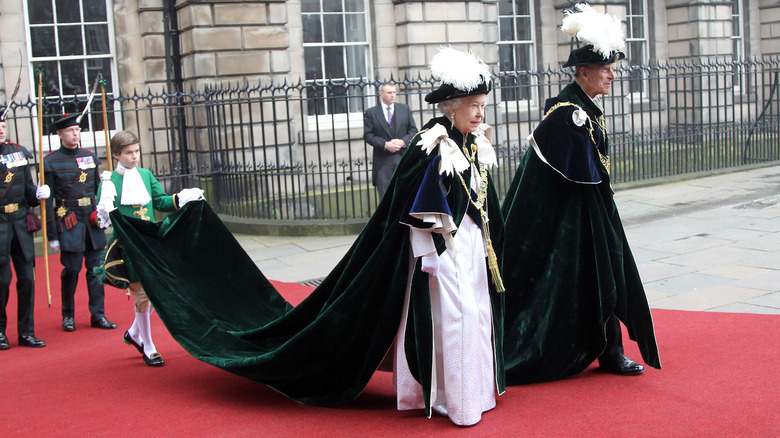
[57,206,68,217]
[78,171,87,183]
[4,171,13,183]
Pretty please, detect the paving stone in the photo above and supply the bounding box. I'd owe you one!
[707,302,780,314]
[644,272,737,295]
[293,235,357,252]
[645,235,733,255]
[660,246,767,270]
[649,285,768,311]
[739,252,780,270]
[636,261,698,283]
[742,291,780,309]
[697,264,776,280]
[247,243,308,261]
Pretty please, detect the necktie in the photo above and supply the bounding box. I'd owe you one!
[387,106,393,124]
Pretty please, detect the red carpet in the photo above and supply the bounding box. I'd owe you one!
[1,255,777,437]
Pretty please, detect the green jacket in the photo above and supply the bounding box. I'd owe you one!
[101,167,177,222]
[98,167,178,284]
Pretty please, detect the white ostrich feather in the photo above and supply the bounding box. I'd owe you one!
[561,3,625,59]
[429,47,491,92]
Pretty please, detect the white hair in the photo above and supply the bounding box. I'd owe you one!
[437,98,463,117]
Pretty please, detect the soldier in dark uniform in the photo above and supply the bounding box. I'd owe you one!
[44,113,116,331]
[0,108,50,349]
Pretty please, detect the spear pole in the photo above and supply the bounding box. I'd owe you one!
[35,69,51,306]
[99,75,112,172]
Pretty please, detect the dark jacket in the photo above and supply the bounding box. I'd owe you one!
[0,142,40,264]
[44,146,106,251]
[363,102,418,185]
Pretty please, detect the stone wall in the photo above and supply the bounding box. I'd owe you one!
[666,0,735,61]
[759,0,780,56]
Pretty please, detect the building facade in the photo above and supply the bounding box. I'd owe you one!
[1,1,779,220]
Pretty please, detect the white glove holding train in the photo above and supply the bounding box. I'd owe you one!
[176,188,205,207]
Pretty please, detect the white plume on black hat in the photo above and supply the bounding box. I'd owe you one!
[425,47,492,103]
[561,3,626,67]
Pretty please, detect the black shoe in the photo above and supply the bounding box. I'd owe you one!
[599,355,644,375]
[143,352,165,367]
[18,335,46,348]
[123,331,144,355]
[91,317,118,330]
[0,332,9,350]
[62,316,75,331]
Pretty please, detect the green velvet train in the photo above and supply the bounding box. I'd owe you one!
[108,116,505,412]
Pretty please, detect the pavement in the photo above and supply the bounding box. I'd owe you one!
[233,164,780,315]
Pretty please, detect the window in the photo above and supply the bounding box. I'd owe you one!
[302,0,370,116]
[731,0,744,60]
[25,0,117,137]
[625,0,649,94]
[497,0,535,102]
[730,0,745,91]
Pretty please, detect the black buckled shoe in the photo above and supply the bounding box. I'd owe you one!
[599,355,645,375]
[91,317,118,330]
[62,316,76,331]
[0,332,9,350]
[143,352,165,367]
[18,335,46,348]
[123,331,144,355]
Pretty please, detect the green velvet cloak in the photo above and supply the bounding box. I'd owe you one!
[109,116,505,412]
[500,83,660,386]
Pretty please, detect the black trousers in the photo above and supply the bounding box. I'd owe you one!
[60,236,106,321]
[600,313,625,361]
[0,232,36,337]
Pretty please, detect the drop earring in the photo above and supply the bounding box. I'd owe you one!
[450,112,456,130]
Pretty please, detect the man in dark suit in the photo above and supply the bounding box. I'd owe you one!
[363,83,417,198]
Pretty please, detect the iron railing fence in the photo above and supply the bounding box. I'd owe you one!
[2,57,779,221]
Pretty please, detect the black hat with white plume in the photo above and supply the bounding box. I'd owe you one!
[561,3,626,67]
[425,47,492,104]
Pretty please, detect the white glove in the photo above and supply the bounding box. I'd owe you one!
[100,171,112,180]
[177,188,205,207]
[49,240,60,251]
[421,253,439,277]
[96,204,111,229]
[36,184,51,200]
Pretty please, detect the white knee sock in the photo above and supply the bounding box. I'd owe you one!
[128,316,142,345]
[136,310,158,356]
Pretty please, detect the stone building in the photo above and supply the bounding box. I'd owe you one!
[0,1,778,218]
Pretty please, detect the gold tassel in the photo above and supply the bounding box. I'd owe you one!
[482,213,505,293]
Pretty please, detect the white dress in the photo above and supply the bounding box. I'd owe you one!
[394,161,497,426]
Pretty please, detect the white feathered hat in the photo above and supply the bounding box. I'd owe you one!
[561,3,626,67]
[425,47,492,103]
